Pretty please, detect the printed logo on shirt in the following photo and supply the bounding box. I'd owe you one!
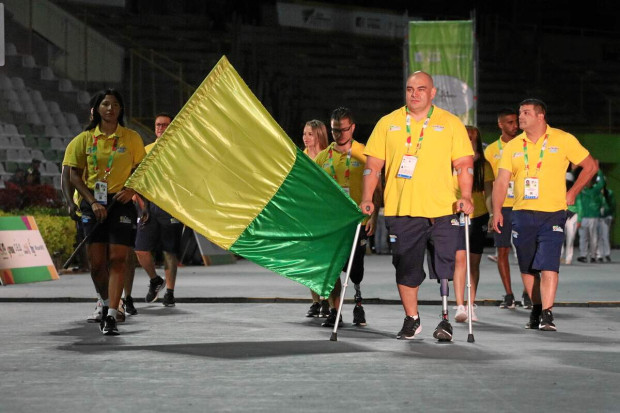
[117,146,127,153]
[432,125,445,132]
[549,146,559,153]
[512,152,524,158]
[352,160,361,167]
[552,225,564,232]
[119,216,132,224]
[494,154,501,159]
[389,125,401,131]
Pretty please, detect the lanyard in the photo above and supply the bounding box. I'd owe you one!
[92,134,119,181]
[498,139,503,154]
[523,134,548,177]
[405,105,434,155]
[327,145,352,187]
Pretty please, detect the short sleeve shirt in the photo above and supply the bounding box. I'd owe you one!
[453,160,494,218]
[364,106,473,218]
[498,125,589,212]
[64,125,146,193]
[315,140,366,206]
[484,137,515,208]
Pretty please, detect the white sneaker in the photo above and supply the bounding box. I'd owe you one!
[469,304,478,322]
[487,255,498,263]
[87,299,104,323]
[454,305,467,323]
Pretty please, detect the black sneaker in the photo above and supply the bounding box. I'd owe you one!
[102,315,119,336]
[321,308,343,327]
[522,292,533,309]
[319,300,330,318]
[352,305,366,326]
[525,307,542,329]
[306,302,321,317]
[145,276,165,303]
[539,309,557,331]
[576,257,587,263]
[396,315,421,339]
[605,255,612,263]
[590,258,597,263]
[433,319,453,341]
[124,295,138,315]
[499,293,516,309]
[162,291,176,307]
[597,257,604,263]
[99,306,109,332]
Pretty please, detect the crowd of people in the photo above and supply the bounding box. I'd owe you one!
[58,69,611,339]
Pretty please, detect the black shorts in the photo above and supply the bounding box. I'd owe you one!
[385,215,460,288]
[456,213,489,255]
[134,202,183,254]
[80,195,137,247]
[494,207,513,248]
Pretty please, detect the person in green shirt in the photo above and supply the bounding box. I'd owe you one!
[596,181,615,262]
[576,168,605,263]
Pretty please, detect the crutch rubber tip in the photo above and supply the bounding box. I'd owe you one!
[467,334,475,343]
[330,332,338,341]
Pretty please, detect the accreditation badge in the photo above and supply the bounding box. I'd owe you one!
[94,181,108,205]
[397,155,417,179]
[507,180,515,198]
[523,177,539,200]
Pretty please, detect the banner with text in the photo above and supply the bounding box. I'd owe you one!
[408,20,476,125]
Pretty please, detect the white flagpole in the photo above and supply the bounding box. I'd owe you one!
[330,223,362,342]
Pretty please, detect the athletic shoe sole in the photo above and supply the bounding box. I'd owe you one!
[397,325,422,340]
[539,323,557,331]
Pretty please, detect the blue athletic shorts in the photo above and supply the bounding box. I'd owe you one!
[511,209,567,275]
[385,215,460,287]
[456,213,489,255]
[134,202,183,254]
[494,207,513,248]
[80,195,137,247]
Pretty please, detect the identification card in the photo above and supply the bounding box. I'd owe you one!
[507,180,515,198]
[523,177,539,200]
[397,155,417,179]
[94,181,108,205]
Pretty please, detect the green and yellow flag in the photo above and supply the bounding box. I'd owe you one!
[126,56,364,296]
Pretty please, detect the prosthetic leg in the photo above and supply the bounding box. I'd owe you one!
[432,278,453,342]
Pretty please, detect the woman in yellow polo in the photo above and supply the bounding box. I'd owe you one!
[66,89,145,336]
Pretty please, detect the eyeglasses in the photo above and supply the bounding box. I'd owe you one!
[331,124,353,134]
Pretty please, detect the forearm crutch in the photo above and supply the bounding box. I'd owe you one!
[463,212,475,343]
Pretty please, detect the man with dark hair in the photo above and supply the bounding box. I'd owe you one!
[314,107,380,327]
[484,108,531,309]
[361,71,474,341]
[135,112,183,307]
[26,159,41,185]
[493,98,598,331]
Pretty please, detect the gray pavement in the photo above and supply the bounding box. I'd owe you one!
[1,247,619,412]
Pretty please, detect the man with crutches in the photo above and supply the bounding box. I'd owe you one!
[314,107,379,328]
[360,71,474,341]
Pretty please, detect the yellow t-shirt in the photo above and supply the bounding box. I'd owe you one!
[484,137,515,208]
[62,137,83,212]
[364,106,473,218]
[498,125,589,212]
[453,160,494,218]
[315,140,366,206]
[64,125,146,193]
[145,142,156,154]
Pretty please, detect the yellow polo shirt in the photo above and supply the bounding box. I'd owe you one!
[484,137,515,208]
[315,140,366,206]
[145,142,156,154]
[454,160,494,218]
[365,106,473,218]
[498,125,589,212]
[65,125,145,193]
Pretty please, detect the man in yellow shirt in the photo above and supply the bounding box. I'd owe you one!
[361,71,474,342]
[492,98,598,331]
[315,107,379,327]
[484,108,531,309]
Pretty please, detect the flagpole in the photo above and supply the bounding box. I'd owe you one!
[330,223,362,342]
